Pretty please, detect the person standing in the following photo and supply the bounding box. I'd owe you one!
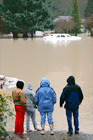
[34,78,57,135]
[60,76,83,136]
[24,82,40,132]
[12,81,27,134]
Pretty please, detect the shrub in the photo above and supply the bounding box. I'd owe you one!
[0,91,14,140]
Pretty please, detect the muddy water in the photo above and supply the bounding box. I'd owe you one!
[0,35,93,134]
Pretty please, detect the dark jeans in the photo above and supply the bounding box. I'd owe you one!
[66,109,79,132]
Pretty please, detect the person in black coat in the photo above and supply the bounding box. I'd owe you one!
[60,76,83,136]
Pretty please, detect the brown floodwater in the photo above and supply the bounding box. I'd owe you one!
[0,34,93,134]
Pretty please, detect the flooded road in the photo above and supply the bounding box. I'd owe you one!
[0,34,93,134]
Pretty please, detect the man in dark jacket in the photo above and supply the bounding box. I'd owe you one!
[60,76,83,136]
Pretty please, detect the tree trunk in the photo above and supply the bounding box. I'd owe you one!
[13,32,18,38]
[75,32,77,36]
[30,31,34,38]
[90,30,93,37]
[23,33,28,38]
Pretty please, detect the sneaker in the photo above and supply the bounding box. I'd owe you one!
[35,128,41,131]
[75,131,79,134]
[49,124,54,135]
[26,130,32,132]
[50,130,54,135]
[40,129,45,135]
[67,131,73,136]
[19,133,24,139]
[41,125,45,135]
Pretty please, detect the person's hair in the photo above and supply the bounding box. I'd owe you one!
[16,81,24,90]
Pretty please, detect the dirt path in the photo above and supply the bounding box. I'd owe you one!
[7,131,93,140]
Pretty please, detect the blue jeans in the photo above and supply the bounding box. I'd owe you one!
[66,109,79,132]
[40,112,54,125]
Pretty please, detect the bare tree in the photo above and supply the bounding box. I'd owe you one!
[84,15,93,37]
[55,19,75,33]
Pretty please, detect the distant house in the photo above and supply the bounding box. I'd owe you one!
[54,16,85,24]
[54,16,72,23]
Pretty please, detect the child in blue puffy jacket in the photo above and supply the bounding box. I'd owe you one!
[34,78,57,135]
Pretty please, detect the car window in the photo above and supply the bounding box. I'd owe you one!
[61,35,65,37]
[57,35,60,37]
[67,35,71,37]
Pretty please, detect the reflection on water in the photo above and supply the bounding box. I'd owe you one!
[0,35,93,134]
[43,38,71,47]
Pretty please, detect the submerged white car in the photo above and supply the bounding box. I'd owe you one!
[43,34,81,41]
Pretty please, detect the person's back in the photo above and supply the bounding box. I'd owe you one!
[35,78,57,135]
[12,81,27,134]
[62,84,83,111]
[24,82,40,132]
[24,82,34,109]
[60,76,83,136]
[35,78,56,113]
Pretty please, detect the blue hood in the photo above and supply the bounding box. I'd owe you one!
[40,78,50,87]
[35,78,57,113]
